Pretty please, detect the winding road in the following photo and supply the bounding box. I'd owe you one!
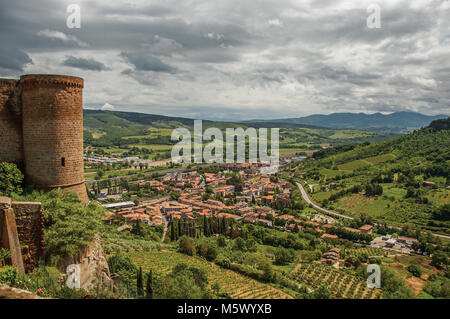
[296,182,354,220]
[295,182,450,240]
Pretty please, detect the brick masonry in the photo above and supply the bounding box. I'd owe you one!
[1,197,44,273]
[0,74,87,202]
[11,201,45,273]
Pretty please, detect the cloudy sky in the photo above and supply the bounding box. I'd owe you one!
[0,0,449,120]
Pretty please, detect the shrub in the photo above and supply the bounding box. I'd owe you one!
[407,264,422,277]
[15,189,104,265]
[0,162,23,196]
[154,263,211,299]
[312,286,332,299]
[107,254,138,296]
[274,247,295,265]
[0,266,18,286]
[0,249,11,267]
[179,236,196,256]
[217,236,227,247]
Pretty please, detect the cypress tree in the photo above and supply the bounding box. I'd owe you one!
[137,266,144,297]
[170,220,175,241]
[146,269,153,299]
[133,219,142,236]
[178,219,183,238]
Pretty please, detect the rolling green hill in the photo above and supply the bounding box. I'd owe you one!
[83,109,397,153]
[294,117,450,233]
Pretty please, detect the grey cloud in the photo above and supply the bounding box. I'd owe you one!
[63,56,110,71]
[0,0,448,119]
[120,51,177,73]
[0,47,32,71]
[87,2,175,17]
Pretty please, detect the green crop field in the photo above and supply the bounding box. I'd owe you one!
[337,160,371,171]
[364,153,396,164]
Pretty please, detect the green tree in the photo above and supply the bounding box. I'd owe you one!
[217,236,227,247]
[380,265,413,299]
[0,162,24,196]
[137,266,144,297]
[431,251,448,269]
[146,269,153,299]
[313,286,332,299]
[260,259,275,282]
[178,236,196,256]
[16,189,103,264]
[274,247,295,265]
[155,263,211,299]
[107,254,138,295]
[433,204,450,221]
[132,219,142,236]
[233,237,246,251]
[407,264,422,277]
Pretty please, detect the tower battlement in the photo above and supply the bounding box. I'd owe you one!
[0,74,87,202]
[0,79,19,87]
[19,74,84,88]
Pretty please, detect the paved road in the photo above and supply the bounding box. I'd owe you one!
[296,182,354,220]
[295,181,450,240]
[137,196,170,208]
[134,196,169,241]
[161,214,169,242]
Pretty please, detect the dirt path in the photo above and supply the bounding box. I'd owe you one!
[138,196,170,208]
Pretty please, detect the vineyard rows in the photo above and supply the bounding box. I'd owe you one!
[292,263,381,299]
[343,247,389,258]
[125,250,294,299]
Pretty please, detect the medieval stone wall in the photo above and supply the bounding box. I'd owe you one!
[11,201,45,273]
[0,197,45,273]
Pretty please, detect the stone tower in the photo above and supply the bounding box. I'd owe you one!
[0,74,88,202]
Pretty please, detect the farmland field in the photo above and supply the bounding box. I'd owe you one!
[336,194,388,218]
[83,109,398,165]
[337,160,371,171]
[124,249,294,299]
[336,154,396,171]
[343,248,389,258]
[319,168,347,178]
[364,153,396,164]
[292,262,381,299]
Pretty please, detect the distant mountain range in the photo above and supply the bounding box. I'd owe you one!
[83,109,325,130]
[84,109,448,134]
[244,111,448,133]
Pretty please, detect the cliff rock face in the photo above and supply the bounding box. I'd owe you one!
[0,284,43,299]
[59,234,112,290]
